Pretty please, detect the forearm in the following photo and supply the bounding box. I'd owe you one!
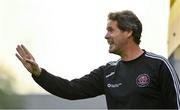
[32,68,104,100]
[32,68,81,99]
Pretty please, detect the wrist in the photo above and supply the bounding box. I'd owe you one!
[33,68,42,77]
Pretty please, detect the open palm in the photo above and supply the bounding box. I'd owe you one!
[16,44,41,76]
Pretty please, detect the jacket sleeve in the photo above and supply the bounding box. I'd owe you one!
[32,66,105,100]
[159,60,180,109]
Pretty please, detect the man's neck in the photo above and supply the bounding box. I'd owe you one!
[120,46,144,61]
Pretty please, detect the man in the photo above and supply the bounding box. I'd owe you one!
[16,10,180,109]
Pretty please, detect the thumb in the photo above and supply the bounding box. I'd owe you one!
[25,59,41,76]
[25,59,37,65]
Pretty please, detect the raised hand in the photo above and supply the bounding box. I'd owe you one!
[16,44,41,76]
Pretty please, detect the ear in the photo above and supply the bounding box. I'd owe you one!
[126,30,133,38]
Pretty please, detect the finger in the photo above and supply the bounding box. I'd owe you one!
[21,44,34,59]
[16,45,27,59]
[15,53,26,64]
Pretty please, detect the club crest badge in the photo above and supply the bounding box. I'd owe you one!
[136,74,150,87]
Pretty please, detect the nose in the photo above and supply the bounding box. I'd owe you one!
[105,32,110,39]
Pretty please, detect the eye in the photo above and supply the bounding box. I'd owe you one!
[107,28,113,33]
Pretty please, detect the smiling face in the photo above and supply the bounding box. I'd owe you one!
[105,20,132,55]
[105,20,131,55]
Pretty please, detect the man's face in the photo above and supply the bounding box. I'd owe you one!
[105,20,129,55]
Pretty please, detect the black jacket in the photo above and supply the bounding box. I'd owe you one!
[33,51,180,109]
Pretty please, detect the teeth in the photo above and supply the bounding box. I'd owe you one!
[108,41,113,45]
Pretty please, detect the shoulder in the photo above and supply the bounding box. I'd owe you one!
[144,51,168,63]
[144,51,175,70]
[106,59,121,66]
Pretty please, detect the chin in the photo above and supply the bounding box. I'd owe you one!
[109,49,119,55]
[109,49,115,54]
[108,49,112,53]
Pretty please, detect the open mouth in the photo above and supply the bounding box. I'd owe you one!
[107,40,113,45]
[107,40,114,50]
